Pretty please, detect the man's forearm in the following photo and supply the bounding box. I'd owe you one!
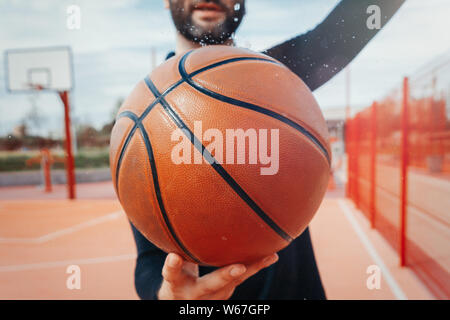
[134,251,165,299]
[264,0,405,91]
[130,222,166,300]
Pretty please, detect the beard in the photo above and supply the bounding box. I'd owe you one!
[169,0,246,45]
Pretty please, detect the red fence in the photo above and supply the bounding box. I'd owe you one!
[346,58,450,299]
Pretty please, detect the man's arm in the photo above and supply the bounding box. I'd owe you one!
[263,0,405,91]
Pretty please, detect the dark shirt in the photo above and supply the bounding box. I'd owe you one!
[130,0,405,300]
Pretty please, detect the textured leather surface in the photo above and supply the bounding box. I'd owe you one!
[164,82,329,239]
[109,116,134,191]
[109,46,331,266]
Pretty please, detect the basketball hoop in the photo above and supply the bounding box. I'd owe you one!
[26,83,45,91]
[5,47,76,199]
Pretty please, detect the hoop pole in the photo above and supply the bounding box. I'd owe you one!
[59,91,76,200]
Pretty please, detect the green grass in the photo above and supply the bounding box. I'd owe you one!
[0,148,110,172]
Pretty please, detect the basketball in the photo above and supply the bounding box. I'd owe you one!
[110,46,331,266]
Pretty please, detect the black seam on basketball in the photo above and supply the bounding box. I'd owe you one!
[137,122,201,263]
[140,78,184,121]
[115,111,200,263]
[114,52,297,246]
[115,111,139,197]
[178,52,331,165]
[115,97,163,191]
[116,55,282,189]
[188,56,280,78]
[144,75,293,243]
[117,55,279,165]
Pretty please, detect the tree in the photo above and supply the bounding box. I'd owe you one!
[77,125,99,147]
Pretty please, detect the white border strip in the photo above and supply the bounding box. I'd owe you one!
[338,199,408,300]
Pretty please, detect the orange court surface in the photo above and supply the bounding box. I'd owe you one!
[0,178,435,300]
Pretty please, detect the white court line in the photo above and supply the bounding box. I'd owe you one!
[0,211,123,244]
[0,254,137,272]
[337,199,408,300]
[335,168,347,185]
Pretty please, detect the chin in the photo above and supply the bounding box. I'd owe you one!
[193,18,226,29]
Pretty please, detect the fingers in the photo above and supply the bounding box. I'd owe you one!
[234,253,279,285]
[182,260,200,278]
[196,253,279,299]
[160,252,280,300]
[195,264,247,296]
[161,253,185,285]
[204,254,278,299]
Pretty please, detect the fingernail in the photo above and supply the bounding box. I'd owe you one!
[230,265,246,277]
[263,254,278,266]
[168,254,179,268]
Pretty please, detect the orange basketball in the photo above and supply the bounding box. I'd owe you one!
[110,46,331,266]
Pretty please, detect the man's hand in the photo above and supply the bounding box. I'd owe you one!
[157,252,279,300]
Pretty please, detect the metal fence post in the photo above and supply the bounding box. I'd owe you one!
[399,77,409,266]
[370,102,377,228]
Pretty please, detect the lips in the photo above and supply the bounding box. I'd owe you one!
[194,2,224,12]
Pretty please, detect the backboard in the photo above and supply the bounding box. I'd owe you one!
[5,46,74,92]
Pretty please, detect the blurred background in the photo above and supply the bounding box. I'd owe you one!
[0,0,448,300]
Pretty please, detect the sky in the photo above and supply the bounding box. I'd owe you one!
[0,0,449,137]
